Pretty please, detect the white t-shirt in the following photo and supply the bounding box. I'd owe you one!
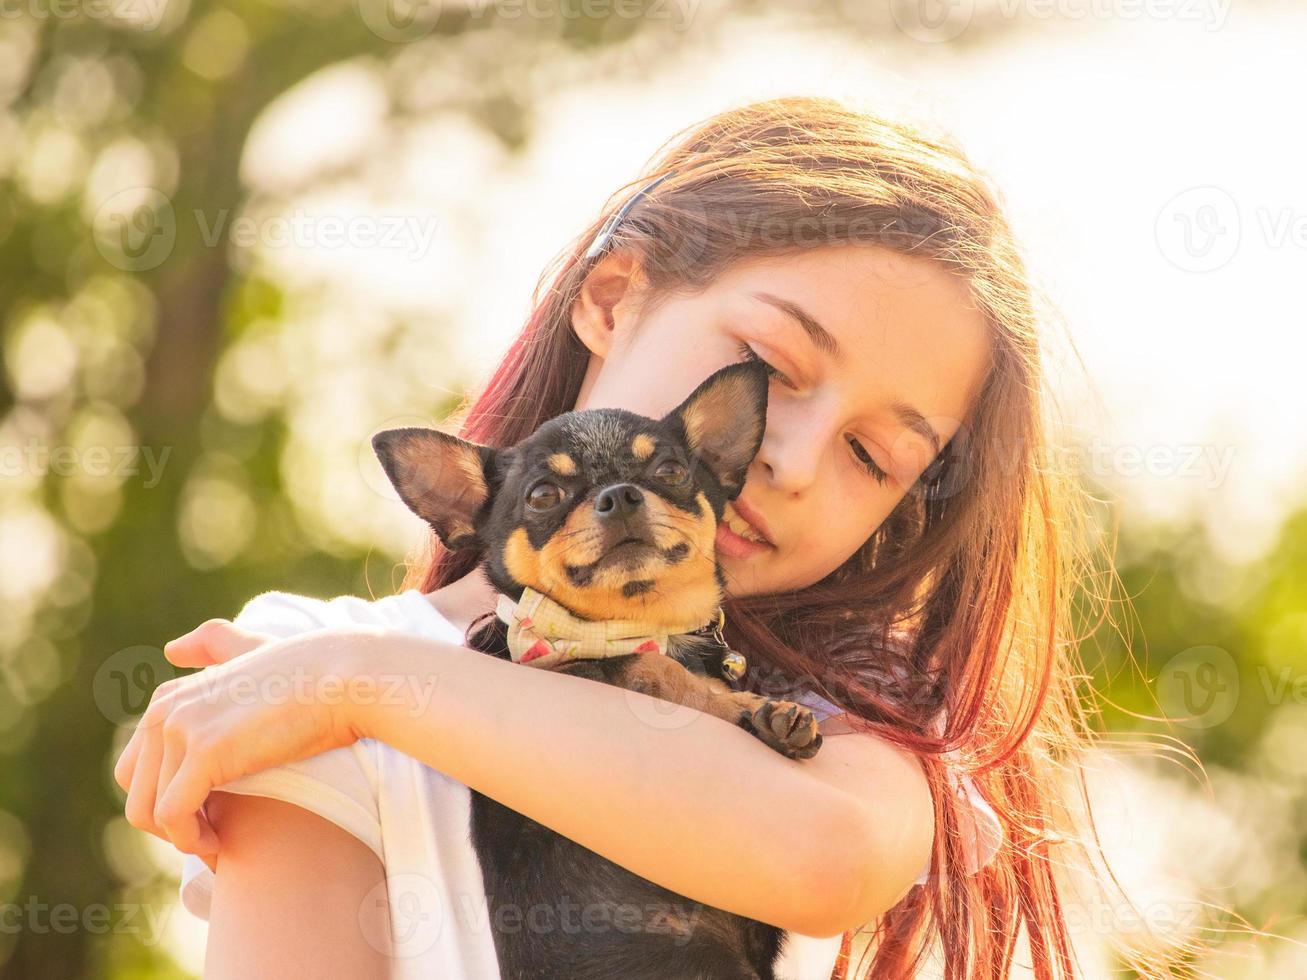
[178,588,1002,979]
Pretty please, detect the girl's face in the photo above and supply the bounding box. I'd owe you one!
[570,244,992,598]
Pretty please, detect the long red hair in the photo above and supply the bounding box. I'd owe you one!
[398,96,1195,977]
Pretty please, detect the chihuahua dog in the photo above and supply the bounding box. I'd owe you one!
[372,361,823,979]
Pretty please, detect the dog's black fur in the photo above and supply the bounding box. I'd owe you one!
[372,362,823,979]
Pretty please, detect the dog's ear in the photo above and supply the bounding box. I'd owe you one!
[663,361,769,499]
[371,427,498,551]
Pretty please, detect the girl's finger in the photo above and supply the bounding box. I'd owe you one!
[195,808,219,857]
[113,726,143,793]
[156,760,218,855]
[154,732,184,841]
[163,621,227,667]
[154,728,219,853]
[164,621,269,667]
[124,729,165,840]
[162,637,216,668]
[116,678,178,791]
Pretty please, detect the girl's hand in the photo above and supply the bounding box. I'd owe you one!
[113,627,381,858]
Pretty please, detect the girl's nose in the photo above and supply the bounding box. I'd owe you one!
[753,401,830,496]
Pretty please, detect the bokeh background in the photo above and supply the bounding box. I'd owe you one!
[2,0,1305,976]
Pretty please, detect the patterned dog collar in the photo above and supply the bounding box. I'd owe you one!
[494,586,717,670]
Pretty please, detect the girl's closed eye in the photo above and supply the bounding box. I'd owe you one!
[846,435,890,486]
[735,341,797,390]
[736,341,890,486]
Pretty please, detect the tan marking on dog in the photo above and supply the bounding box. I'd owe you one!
[622,490,720,626]
[547,453,578,476]
[501,527,544,589]
[631,434,656,461]
[500,490,722,628]
[451,446,489,500]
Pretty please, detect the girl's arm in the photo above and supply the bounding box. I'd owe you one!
[355,632,932,935]
[202,792,391,980]
[122,625,933,936]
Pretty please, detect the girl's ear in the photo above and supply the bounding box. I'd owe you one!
[663,361,770,499]
[570,249,645,357]
[371,427,498,551]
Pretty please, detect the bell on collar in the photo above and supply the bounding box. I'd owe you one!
[703,606,746,681]
[720,649,747,682]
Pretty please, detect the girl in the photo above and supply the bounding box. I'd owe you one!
[116,95,1164,977]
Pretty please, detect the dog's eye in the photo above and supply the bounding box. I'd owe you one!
[526,482,564,511]
[653,459,688,484]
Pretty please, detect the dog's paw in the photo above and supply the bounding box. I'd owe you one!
[749,700,823,760]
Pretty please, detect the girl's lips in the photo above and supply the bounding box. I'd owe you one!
[729,496,775,546]
[715,521,774,560]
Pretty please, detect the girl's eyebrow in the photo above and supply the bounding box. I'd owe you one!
[750,289,943,456]
[889,400,943,456]
[750,291,842,358]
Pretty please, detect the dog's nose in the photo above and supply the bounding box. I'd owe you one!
[594,483,644,520]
